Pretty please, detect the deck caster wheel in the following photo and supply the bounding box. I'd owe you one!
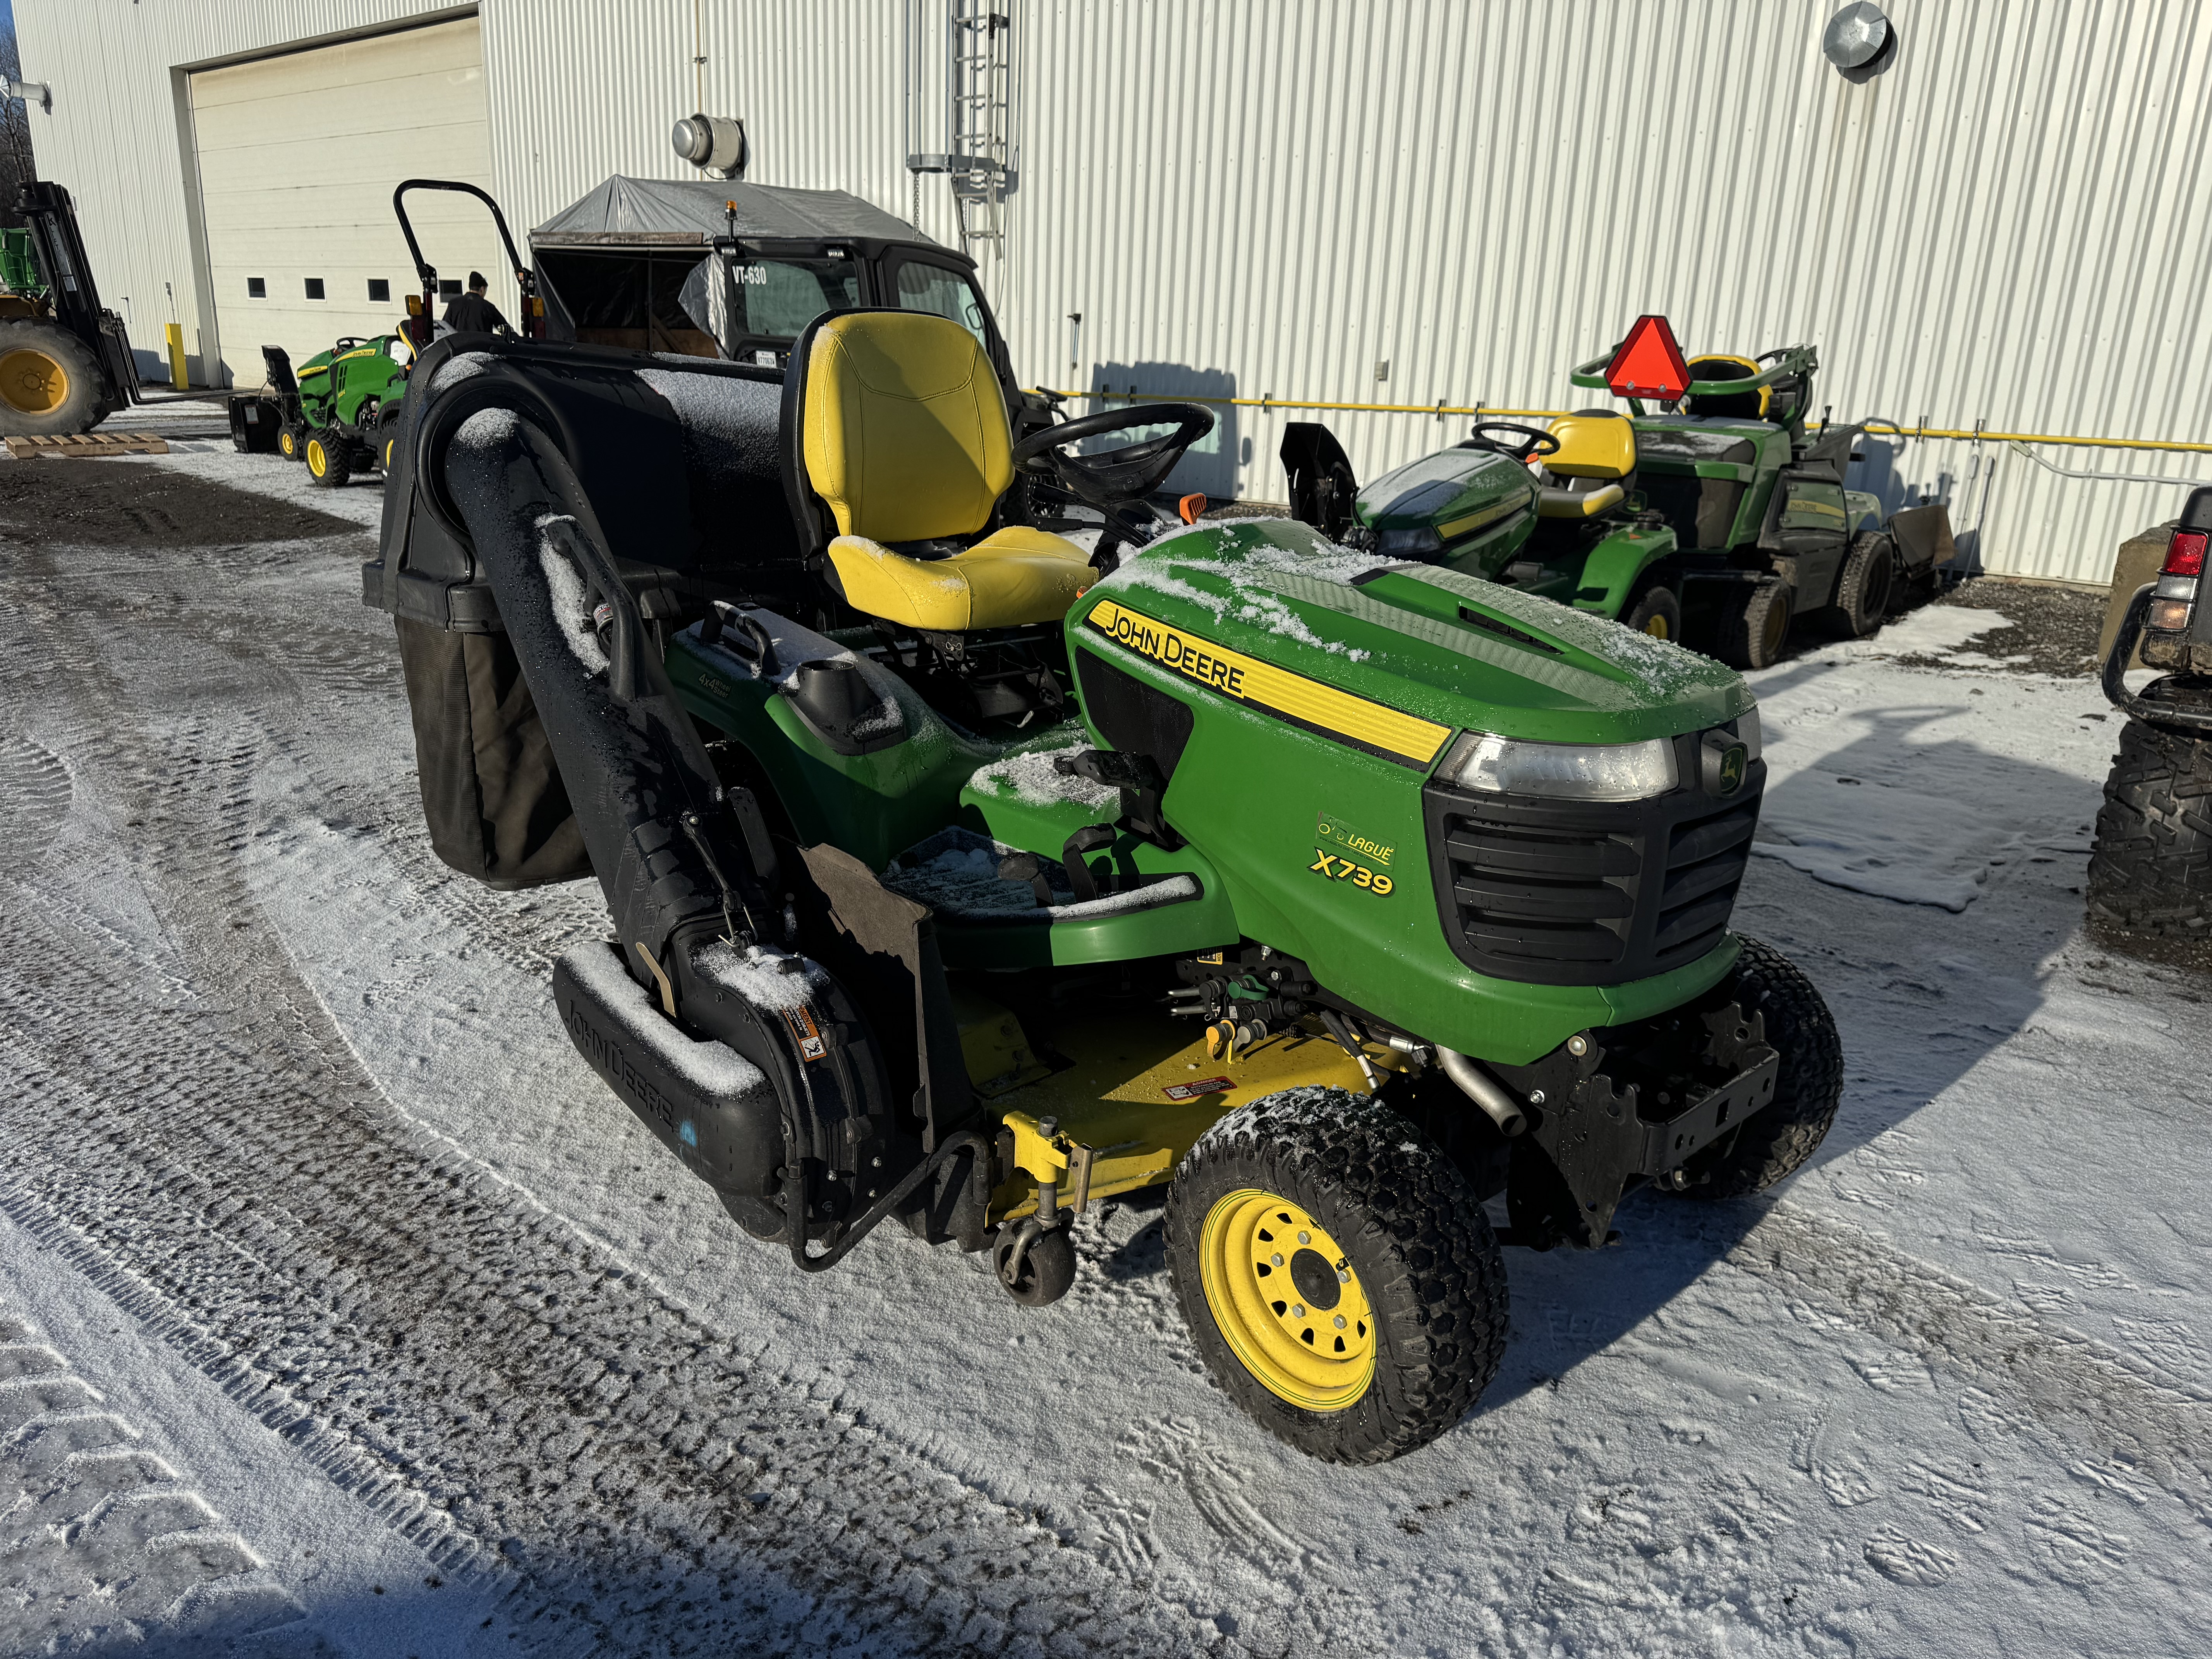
[993,1219,1075,1306]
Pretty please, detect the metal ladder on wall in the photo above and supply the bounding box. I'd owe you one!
[906,2,1014,256]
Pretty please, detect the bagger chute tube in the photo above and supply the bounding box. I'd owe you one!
[366,307,1843,1463]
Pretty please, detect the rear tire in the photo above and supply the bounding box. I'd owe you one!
[0,318,106,436]
[1672,937,1842,1199]
[1166,1086,1507,1464]
[1719,577,1792,670]
[1826,531,1896,638]
[305,429,351,487]
[1622,582,1683,642]
[2087,691,2212,936]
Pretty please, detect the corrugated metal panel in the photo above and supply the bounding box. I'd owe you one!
[18,0,2212,582]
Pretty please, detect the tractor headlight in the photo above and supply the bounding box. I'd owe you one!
[1375,525,1444,556]
[1443,732,1679,802]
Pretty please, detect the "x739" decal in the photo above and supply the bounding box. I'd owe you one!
[1309,849,1394,895]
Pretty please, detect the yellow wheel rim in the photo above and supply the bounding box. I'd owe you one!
[0,347,68,414]
[384,437,394,468]
[280,429,295,457]
[1642,613,1671,640]
[306,437,328,477]
[1198,1188,1376,1411]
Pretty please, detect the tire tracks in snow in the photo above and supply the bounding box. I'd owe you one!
[0,534,1221,1656]
[1728,1201,2212,1494]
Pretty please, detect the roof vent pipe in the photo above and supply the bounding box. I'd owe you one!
[672,113,749,180]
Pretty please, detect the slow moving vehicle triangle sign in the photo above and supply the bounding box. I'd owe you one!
[1604,315,1694,402]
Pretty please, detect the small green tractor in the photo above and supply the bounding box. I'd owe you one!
[1285,317,1943,669]
[0,180,144,436]
[237,335,414,484]
[365,304,1843,1463]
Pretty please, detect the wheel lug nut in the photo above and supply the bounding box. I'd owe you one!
[1291,1305,1306,1319]
[1337,1269,1350,1283]
[1269,1252,1283,1266]
[1333,1314,1347,1329]
[1297,1231,1311,1245]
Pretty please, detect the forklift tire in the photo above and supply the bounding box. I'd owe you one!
[0,318,105,437]
[304,431,351,488]
[1719,579,1792,671]
[1165,1087,1507,1465]
[2087,689,2212,936]
[1622,582,1683,642]
[1671,937,1842,1200]
[1825,531,1896,639]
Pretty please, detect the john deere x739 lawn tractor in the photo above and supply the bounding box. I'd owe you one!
[366,308,1842,1462]
[1285,316,1944,671]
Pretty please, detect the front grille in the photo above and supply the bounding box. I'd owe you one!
[1424,736,1763,986]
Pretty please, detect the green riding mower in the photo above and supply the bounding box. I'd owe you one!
[235,335,413,483]
[365,307,1843,1463]
[1284,317,1948,669]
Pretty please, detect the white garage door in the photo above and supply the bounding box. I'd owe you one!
[191,18,505,388]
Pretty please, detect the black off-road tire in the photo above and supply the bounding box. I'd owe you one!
[1719,578,1793,670]
[1165,1087,1507,1465]
[0,317,107,436]
[1673,936,1843,1199]
[278,424,305,462]
[1826,531,1896,638]
[304,428,352,488]
[1623,581,1684,642]
[2087,695,2212,936]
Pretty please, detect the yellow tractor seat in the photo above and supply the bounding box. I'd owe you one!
[800,309,1014,548]
[827,525,1097,631]
[1544,412,1637,479]
[1536,483,1626,520]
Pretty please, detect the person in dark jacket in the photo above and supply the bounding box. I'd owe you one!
[441,271,511,336]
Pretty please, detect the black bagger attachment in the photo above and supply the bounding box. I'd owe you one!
[394,339,991,1268]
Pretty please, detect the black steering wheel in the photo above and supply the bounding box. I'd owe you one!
[1461,421,1561,464]
[1011,402,1217,511]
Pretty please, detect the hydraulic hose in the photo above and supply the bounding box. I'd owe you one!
[1436,1048,1528,1137]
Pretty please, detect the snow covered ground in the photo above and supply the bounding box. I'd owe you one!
[3,451,2209,1656]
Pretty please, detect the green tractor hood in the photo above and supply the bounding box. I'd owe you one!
[1077,517,1751,750]
[1066,518,1759,1062]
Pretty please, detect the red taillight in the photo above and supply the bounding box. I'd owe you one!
[2163,528,2208,576]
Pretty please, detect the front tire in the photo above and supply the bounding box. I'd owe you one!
[1166,1087,1507,1464]
[1719,577,1793,670]
[305,430,351,487]
[1826,531,1896,638]
[0,318,106,436]
[1673,937,1842,1199]
[2087,692,2212,936]
[1623,581,1683,642]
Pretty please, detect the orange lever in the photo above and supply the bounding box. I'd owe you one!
[1178,493,1208,524]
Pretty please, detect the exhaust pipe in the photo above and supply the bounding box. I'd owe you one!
[1437,1048,1527,1137]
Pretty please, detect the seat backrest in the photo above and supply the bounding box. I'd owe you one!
[1545,412,1637,479]
[797,310,1013,544]
[1683,354,1769,420]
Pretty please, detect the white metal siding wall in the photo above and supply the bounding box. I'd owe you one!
[477,0,2212,585]
[17,0,2212,583]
